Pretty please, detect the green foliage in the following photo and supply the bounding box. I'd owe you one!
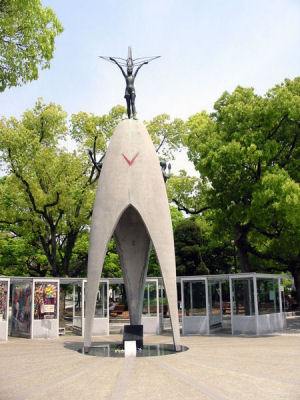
[169,205,185,230]
[147,248,161,277]
[102,239,122,278]
[167,170,209,215]
[0,101,187,279]
[146,114,185,159]
[0,0,63,91]
[184,77,300,303]
[0,232,49,276]
[174,218,209,276]
[194,212,235,275]
[70,105,126,152]
[147,206,184,277]
[0,99,126,277]
[168,171,233,274]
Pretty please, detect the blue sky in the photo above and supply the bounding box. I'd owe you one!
[0,0,299,173]
[1,0,299,121]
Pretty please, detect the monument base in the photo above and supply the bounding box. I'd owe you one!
[123,324,143,349]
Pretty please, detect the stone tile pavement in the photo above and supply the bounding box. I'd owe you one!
[0,316,299,400]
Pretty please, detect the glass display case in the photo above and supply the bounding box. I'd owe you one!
[73,283,83,334]
[34,282,58,320]
[0,281,8,321]
[257,278,280,314]
[143,282,157,317]
[83,280,109,336]
[181,278,209,334]
[232,278,255,316]
[0,279,9,341]
[32,279,59,338]
[230,275,285,335]
[208,281,222,328]
[11,282,32,338]
[141,279,160,334]
[183,281,206,317]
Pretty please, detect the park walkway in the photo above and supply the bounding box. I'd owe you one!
[0,316,299,400]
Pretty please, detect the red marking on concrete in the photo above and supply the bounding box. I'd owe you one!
[122,152,139,166]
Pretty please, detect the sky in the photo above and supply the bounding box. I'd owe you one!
[0,0,299,174]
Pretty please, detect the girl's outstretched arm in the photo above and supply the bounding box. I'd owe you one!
[110,57,126,78]
[134,61,148,78]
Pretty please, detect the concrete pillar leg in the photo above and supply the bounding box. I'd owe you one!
[152,244,181,350]
[136,207,181,350]
[159,267,181,350]
[84,214,119,350]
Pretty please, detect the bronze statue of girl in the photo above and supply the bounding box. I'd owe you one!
[100,47,160,119]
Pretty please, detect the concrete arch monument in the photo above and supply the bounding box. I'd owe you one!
[84,119,180,350]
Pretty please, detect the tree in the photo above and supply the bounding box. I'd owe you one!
[146,114,185,159]
[147,206,185,277]
[0,0,63,91]
[167,170,210,215]
[102,239,122,278]
[0,104,187,279]
[0,99,126,277]
[0,230,49,276]
[174,218,209,276]
[167,171,234,274]
[185,78,300,305]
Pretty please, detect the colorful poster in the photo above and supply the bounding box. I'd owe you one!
[11,283,32,337]
[0,281,8,321]
[34,282,58,320]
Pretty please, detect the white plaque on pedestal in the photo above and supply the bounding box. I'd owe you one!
[125,341,136,357]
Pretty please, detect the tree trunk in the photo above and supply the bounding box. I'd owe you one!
[59,285,66,326]
[50,228,58,276]
[236,245,250,272]
[61,231,78,276]
[235,223,251,272]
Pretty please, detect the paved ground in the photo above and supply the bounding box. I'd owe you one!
[1,317,300,400]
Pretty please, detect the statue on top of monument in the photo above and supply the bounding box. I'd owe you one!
[100,47,160,119]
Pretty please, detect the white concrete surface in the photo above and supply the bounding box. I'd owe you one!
[0,320,7,341]
[257,313,287,334]
[232,315,257,335]
[141,316,160,334]
[84,318,109,336]
[32,319,58,339]
[85,120,180,350]
[182,316,209,335]
[232,313,286,335]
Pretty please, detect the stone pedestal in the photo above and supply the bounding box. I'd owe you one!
[123,324,143,349]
